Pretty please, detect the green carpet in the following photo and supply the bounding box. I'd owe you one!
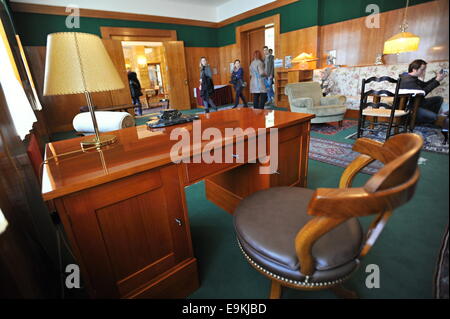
[51,107,449,298]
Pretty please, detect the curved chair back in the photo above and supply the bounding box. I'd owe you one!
[285,81,323,105]
[296,133,423,275]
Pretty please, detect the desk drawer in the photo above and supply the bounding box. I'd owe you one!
[184,139,255,185]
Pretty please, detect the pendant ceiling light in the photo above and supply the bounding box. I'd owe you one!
[383,0,420,55]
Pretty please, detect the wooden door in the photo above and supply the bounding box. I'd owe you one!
[243,28,265,102]
[163,41,191,110]
[96,39,132,107]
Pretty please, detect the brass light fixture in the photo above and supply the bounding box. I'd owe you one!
[383,0,420,55]
[43,32,125,148]
[291,52,319,70]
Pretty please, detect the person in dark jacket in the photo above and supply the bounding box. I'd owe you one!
[128,71,143,116]
[263,46,275,104]
[230,59,248,108]
[199,57,217,113]
[399,59,447,126]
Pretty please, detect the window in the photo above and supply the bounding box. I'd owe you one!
[265,25,275,56]
[0,19,36,139]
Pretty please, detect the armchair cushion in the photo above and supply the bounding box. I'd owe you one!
[321,95,346,106]
[291,97,314,108]
[234,187,363,282]
[313,104,347,117]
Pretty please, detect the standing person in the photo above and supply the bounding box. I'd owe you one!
[199,56,217,113]
[263,46,275,104]
[128,71,143,116]
[249,50,267,109]
[230,59,248,108]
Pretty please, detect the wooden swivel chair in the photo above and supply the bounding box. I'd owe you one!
[357,76,410,141]
[233,133,423,298]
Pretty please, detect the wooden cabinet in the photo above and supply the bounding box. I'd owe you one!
[275,69,314,108]
[54,165,198,298]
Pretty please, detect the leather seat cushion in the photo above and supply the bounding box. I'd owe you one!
[234,187,363,281]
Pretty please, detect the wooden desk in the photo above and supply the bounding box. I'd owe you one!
[42,108,313,298]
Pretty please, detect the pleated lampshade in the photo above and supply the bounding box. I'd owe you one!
[383,31,420,55]
[43,32,124,96]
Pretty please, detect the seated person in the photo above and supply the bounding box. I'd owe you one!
[400,59,447,127]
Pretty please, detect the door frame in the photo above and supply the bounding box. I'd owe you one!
[236,15,280,102]
[100,26,177,42]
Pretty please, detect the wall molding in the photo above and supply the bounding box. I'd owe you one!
[10,0,299,29]
[100,27,177,41]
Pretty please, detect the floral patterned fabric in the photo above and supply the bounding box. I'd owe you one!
[313,61,449,110]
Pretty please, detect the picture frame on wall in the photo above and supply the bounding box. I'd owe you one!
[326,50,337,66]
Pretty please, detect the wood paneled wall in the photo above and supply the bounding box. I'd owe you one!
[185,47,222,107]
[280,26,320,70]
[25,40,132,133]
[219,44,240,85]
[319,0,449,67]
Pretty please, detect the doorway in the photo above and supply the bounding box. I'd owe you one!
[122,41,168,108]
[102,27,191,110]
[236,15,280,104]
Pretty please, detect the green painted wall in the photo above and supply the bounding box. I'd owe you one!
[12,12,219,47]
[12,0,436,47]
[217,0,320,46]
[318,0,435,26]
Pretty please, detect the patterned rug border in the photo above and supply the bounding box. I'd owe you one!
[311,120,358,136]
[309,137,383,175]
[345,127,449,155]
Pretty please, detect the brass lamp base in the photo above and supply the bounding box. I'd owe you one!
[81,134,117,148]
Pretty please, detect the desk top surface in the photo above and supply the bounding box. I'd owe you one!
[42,108,313,200]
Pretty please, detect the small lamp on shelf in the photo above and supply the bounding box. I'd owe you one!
[43,32,125,148]
[291,52,319,70]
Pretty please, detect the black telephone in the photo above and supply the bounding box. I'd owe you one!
[147,109,199,128]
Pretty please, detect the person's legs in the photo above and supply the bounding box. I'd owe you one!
[253,93,261,109]
[416,107,438,125]
[203,98,210,113]
[132,97,142,116]
[239,90,248,107]
[207,97,217,111]
[267,78,274,103]
[422,96,444,114]
[416,96,446,126]
[260,93,268,108]
[233,88,241,108]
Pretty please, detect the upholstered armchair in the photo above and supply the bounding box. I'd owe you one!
[285,81,347,125]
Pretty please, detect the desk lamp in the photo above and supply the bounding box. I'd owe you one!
[43,32,125,148]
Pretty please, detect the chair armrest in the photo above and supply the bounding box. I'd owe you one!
[321,95,346,105]
[291,97,314,108]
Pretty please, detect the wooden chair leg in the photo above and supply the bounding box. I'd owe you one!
[330,285,359,299]
[338,120,343,127]
[269,280,282,299]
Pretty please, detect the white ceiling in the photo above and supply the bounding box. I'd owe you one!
[12,0,275,23]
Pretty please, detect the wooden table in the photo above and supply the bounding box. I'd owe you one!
[370,93,425,133]
[42,108,314,298]
[195,85,233,107]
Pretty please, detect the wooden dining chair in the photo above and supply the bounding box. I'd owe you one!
[233,133,423,298]
[357,76,410,140]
